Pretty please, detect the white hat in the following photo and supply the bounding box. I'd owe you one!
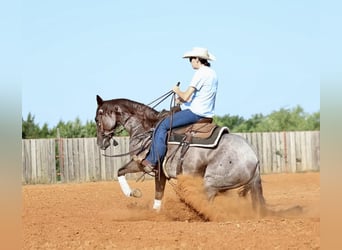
[182,47,216,61]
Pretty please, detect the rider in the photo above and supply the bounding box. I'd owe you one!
[141,47,218,173]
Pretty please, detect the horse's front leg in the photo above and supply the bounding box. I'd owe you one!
[153,170,167,211]
[117,159,142,198]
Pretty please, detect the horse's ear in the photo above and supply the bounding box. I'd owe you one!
[96,95,103,106]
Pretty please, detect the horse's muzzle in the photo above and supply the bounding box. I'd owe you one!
[98,137,111,150]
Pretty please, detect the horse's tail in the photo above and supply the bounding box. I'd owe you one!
[238,161,266,215]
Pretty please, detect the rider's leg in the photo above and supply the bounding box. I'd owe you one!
[143,109,203,171]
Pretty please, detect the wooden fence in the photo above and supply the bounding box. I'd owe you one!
[22,131,320,184]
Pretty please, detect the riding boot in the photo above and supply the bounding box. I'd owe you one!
[141,159,155,174]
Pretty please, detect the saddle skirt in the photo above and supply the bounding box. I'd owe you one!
[168,121,230,148]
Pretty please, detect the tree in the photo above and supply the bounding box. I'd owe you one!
[84,120,97,137]
[254,105,318,132]
[54,118,86,138]
[213,115,245,131]
[22,113,40,139]
[39,123,51,138]
[305,112,320,130]
[234,113,265,132]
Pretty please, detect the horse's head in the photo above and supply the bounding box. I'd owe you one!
[95,95,119,150]
[95,94,164,150]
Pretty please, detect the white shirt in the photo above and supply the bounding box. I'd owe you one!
[183,65,218,117]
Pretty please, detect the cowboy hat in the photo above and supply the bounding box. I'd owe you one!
[182,47,216,61]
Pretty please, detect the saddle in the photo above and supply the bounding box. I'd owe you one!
[168,118,229,147]
[171,117,215,138]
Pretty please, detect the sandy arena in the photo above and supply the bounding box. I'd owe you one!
[23,172,320,249]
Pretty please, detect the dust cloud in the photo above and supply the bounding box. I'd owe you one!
[98,174,313,222]
[170,175,257,221]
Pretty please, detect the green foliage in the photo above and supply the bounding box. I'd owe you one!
[22,113,44,139]
[305,112,320,130]
[213,114,245,130]
[114,125,129,136]
[56,118,87,138]
[257,106,305,131]
[234,114,265,132]
[22,105,320,139]
[214,105,320,132]
[22,114,98,139]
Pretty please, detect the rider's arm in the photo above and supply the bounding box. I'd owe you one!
[172,85,195,102]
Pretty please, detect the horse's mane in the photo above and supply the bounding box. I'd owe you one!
[101,98,161,129]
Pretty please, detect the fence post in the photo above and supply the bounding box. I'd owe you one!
[56,128,65,182]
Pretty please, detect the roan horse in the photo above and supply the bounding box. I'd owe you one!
[95,95,266,214]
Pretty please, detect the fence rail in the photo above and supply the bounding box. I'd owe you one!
[22,131,320,184]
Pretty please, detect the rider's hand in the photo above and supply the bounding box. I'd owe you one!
[175,97,183,105]
[172,85,180,93]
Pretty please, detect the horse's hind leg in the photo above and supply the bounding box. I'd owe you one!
[204,176,237,202]
[204,184,219,202]
[203,169,239,201]
[249,163,266,215]
[153,170,167,211]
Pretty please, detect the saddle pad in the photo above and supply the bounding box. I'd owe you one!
[168,126,229,148]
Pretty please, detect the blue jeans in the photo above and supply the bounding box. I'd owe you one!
[146,109,204,165]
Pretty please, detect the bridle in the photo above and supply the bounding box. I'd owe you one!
[96,109,116,140]
[97,108,152,158]
[96,107,140,153]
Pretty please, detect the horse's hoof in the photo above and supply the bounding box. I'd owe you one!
[131,188,142,198]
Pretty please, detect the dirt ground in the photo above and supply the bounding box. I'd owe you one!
[22,172,320,249]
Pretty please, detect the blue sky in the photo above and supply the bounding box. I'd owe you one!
[20,0,320,128]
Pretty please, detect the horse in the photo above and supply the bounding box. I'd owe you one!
[95,95,266,214]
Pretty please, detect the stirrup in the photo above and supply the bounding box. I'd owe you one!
[143,165,155,174]
[141,159,156,174]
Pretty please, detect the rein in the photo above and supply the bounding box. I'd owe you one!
[102,148,140,158]
[147,82,180,109]
[102,130,153,158]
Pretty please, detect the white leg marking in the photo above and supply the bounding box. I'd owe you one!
[153,199,162,211]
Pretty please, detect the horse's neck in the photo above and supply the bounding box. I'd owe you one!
[115,100,158,137]
[124,116,151,137]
